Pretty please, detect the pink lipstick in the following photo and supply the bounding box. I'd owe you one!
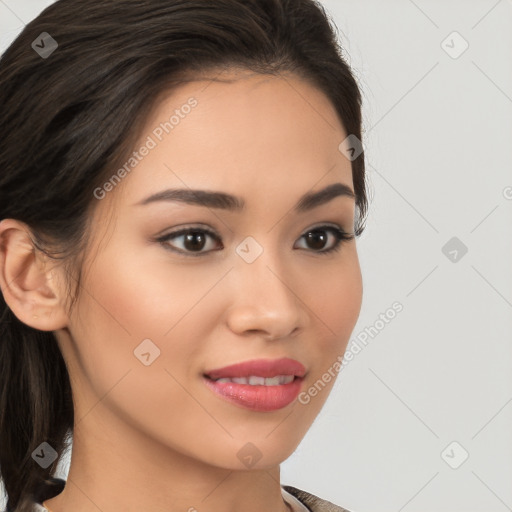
[203,357,306,412]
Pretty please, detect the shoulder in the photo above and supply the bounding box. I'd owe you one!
[282,485,352,512]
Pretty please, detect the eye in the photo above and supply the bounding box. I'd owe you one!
[156,226,222,257]
[294,225,354,254]
[155,224,354,257]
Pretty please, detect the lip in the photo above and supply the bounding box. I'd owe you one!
[203,376,303,412]
[204,357,306,379]
[203,358,306,412]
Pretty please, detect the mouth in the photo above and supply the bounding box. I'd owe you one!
[202,375,304,412]
[202,358,306,412]
[204,374,296,385]
[204,357,306,380]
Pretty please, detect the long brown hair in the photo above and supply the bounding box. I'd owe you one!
[0,1,368,510]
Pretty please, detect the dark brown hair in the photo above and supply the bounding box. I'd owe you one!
[0,0,367,510]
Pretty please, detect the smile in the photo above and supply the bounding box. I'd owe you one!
[211,375,295,385]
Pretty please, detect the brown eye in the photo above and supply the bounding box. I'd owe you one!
[182,231,208,251]
[294,225,354,254]
[304,230,329,250]
[157,228,222,256]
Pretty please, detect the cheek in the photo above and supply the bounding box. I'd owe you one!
[69,242,229,390]
[67,249,194,392]
[79,243,215,339]
[67,252,212,442]
[304,253,363,350]
[295,260,362,416]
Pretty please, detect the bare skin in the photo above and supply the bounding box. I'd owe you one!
[0,69,362,512]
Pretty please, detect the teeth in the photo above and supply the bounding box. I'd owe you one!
[214,375,295,386]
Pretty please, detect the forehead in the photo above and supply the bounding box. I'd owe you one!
[96,70,352,218]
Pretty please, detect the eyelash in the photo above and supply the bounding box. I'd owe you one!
[155,224,354,258]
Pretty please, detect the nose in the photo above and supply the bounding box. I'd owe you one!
[224,254,308,341]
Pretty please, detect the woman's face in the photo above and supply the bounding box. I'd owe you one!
[57,70,363,471]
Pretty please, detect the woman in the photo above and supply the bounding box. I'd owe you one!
[0,1,368,511]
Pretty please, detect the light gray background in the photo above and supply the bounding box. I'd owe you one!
[1,1,511,511]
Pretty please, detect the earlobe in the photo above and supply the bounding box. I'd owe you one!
[0,218,69,331]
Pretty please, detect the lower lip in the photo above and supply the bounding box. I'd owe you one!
[203,376,303,412]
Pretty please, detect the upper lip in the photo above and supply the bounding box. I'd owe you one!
[204,357,306,380]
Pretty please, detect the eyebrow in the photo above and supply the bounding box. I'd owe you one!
[133,182,355,213]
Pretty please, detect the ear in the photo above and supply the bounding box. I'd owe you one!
[0,218,69,331]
